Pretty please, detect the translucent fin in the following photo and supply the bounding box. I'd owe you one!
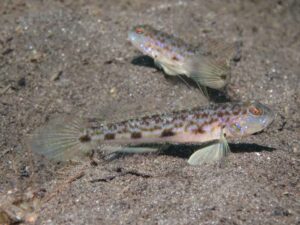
[187,55,230,89]
[177,75,191,89]
[154,59,186,76]
[195,81,209,99]
[155,58,211,98]
[187,132,230,166]
[27,116,92,162]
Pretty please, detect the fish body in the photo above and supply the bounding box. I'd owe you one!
[129,25,194,74]
[28,101,274,165]
[128,25,236,90]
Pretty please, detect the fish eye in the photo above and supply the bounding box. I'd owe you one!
[135,27,144,34]
[249,105,263,116]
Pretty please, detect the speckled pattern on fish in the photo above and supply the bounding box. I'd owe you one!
[128,25,235,90]
[28,101,274,164]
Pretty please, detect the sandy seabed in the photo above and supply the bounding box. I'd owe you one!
[0,0,299,224]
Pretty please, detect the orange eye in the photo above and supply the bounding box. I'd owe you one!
[249,106,263,116]
[135,27,144,34]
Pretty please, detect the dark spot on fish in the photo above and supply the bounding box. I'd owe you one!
[157,35,164,42]
[220,74,227,80]
[121,126,129,133]
[142,116,151,121]
[201,121,209,127]
[104,133,115,140]
[164,45,170,51]
[221,104,229,110]
[224,110,231,116]
[107,124,117,130]
[79,135,91,142]
[154,116,161,124]
[144,43,150,49]
[185,121,196,132]
[180,109,188,114]
[161,129,175,137]
[213,114,219,120]
[207,118,214,124]
[232,105,241,115]
[193,113,200,119]
[202,113,208,118]
[142,120,150,126]
[174,122,183,128]
[197,126,205,134]
[233,111,239,116]
[172,55,179,61]
[131,132,142,139]
[217,111,224,117]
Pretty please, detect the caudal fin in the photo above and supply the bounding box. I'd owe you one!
[27,116,92,162]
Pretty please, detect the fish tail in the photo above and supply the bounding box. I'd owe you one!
[27,116,92,162]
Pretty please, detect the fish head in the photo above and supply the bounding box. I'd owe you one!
[128,25,155,53]
[225,101,274,137]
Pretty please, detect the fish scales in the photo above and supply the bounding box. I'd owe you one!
[131,25,194,64]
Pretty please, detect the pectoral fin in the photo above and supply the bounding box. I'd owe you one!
[154,58,186,76]
[188,133,230,166]
[187,56,230,89]
[185,39,241,90]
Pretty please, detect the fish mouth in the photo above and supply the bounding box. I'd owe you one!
[128,31,138,43]
[260,104,275,128]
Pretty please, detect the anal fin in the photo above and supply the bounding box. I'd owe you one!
[154,59,186,76]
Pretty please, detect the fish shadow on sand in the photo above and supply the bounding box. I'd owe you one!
[108,143,275,162]
[162,143,276,159]
[229,143,276,153]
[131,55,156,68]
[131,55,231,103]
